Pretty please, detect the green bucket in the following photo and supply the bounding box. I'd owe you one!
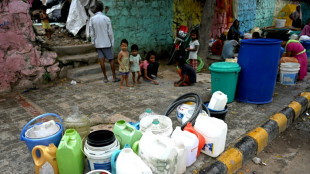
[209,62,241,103]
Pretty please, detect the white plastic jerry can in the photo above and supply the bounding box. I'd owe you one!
[208,91,228,110]
[171,126,198,167]
[194,114,228,157]
[173,139,187,174]
[138,132,178,174]
[116,147,152,174]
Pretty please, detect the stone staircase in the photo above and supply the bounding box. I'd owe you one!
[53,44,113,83]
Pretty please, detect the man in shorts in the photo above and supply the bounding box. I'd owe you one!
[90,1,119,83]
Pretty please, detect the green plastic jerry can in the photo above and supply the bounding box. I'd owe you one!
[113,120,142,149]
[56,129,84,174]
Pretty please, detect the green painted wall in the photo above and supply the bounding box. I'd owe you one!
[255,0,275,28]
[102,0,173,57]
[301,2,310,26]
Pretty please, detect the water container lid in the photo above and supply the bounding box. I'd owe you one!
[145,108,152,113]
[140,115,172,135]
[209,62,241,73]
[87,130,115,147]
[300,40,310,44]
[241,39,282,45]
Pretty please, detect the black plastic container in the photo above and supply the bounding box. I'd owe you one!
[205,103,228,121]
[87,130,115,147]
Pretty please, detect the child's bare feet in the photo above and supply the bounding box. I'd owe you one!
[120,86,124,89]
[126,84,133,87]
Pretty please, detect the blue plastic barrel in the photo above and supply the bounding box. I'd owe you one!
[300,40,310,58]
[20,113,63,155]
[236,39,282,104]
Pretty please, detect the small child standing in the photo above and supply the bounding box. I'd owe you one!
[186,30,199,71]
[129,44,142,85]
[40,7,51,39]
[118,39,133,89]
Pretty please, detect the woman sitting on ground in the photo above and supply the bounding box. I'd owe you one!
[227,19,242,41]
[280,33,307,80]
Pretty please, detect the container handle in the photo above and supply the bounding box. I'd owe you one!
[132,140,139,154]
[20,113,63,141]
[32,146,44,166]
[111,149,121,174]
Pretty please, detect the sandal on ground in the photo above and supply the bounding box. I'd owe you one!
[113,78,120,82]
[103,78,109,83]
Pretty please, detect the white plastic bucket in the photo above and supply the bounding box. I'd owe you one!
[275,19,286,28]
[194,114,227,157]
[280,63,300,85]
[86,170,111,174]
[244,33,252,39]
[83,131,120,172]
[177,102,207,124]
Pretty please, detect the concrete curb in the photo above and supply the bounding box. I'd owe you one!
[199,91,310,174]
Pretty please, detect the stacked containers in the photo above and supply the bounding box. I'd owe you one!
[84,130,120,172]
[209,62,241,103]
[20,113,63,156]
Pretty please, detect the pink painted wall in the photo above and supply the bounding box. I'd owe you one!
[0,0,59,92]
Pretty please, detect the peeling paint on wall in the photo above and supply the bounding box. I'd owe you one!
[255,0,275,28]
[237,0,256,32]
[103,0,173,57]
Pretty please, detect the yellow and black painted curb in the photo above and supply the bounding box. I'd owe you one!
[199,92,310,174]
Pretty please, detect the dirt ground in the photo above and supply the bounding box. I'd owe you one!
[33,23,88,46]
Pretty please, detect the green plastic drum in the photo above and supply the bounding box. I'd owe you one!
[209,62,241,103]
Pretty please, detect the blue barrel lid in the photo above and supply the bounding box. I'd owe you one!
[300,40,310,44]
[241,39,282,45]
[209,62,241,73]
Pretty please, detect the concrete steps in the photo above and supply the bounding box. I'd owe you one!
[53,44,116,83]
[58,52,98,65]
[53,44,95,57]
[75,73,103,83]
[67,64,102,79]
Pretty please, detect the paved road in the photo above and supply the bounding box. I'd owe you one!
[237,110,310,174]
[1,63,309,174]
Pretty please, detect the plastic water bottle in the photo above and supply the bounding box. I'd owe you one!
[139,108,154,120]
[63,105,90,141]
